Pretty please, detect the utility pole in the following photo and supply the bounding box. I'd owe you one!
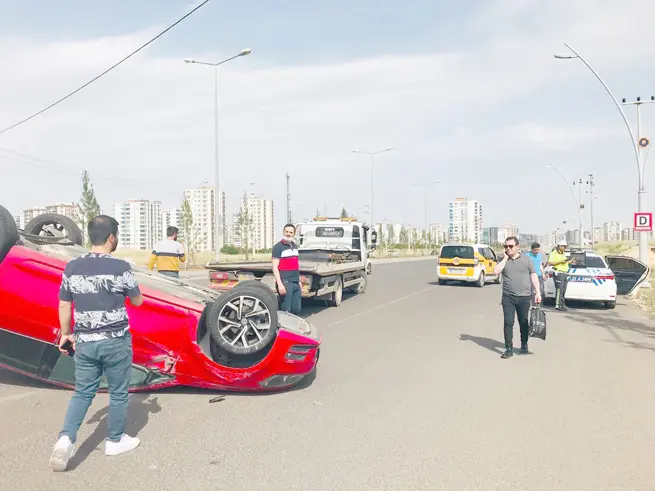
[572,178,584,247]
[622,96,654,274]
[587,174,595,249]
[285,173,291,224]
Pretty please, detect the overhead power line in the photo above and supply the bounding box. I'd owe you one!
[0,0,212,136]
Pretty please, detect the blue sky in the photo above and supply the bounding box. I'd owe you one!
[1,0,654,236]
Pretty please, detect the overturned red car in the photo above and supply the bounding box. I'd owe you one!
[0,206,321,392]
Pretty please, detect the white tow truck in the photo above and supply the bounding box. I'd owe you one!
[205,217,377,308]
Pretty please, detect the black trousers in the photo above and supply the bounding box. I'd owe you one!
[553,271,568,307]
[501,293,531,349]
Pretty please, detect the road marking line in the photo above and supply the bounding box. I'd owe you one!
[328,286,436,326]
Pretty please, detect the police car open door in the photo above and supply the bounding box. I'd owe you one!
[605,255,651,295]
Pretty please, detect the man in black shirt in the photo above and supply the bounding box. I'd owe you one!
[49,215,144,472]
[272,223,302,314]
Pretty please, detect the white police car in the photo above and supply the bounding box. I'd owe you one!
[543,249,650,309]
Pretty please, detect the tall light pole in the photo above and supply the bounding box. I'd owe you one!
[545,164,583,247]
[414,180,440,243]
[587,174,596,248]
[352,147,393,231]
[554,43,652,270]
[184,48,252,262]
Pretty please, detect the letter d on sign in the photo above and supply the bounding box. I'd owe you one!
[634,212,653,232]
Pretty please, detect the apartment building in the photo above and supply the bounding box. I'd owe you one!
[602,221,622,242]
[113,200,163,250]
[448,198,482,243]
[182,187,226,252]
[239,194,275,251]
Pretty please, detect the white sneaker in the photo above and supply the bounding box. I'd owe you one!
[49,436,75,472]
[105,434,140,456]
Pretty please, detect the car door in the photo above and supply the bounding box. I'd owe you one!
[605,255,651,295]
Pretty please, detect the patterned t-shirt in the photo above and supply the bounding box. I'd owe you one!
[58,253,141,343]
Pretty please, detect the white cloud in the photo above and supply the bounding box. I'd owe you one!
[1,0,655,234]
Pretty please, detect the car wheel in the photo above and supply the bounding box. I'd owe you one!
[495,274,502,285]
[232,280,278,304]
[328,276,343,307]
[348,273,367,294]
[206,284,279,356]
[23,213,84,245]
[367,262,372,275]
[476,272,485,287]
[604,300,616,309]
[0,205,19,264]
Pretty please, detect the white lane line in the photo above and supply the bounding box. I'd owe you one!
[328,286,436,326]
[0,391,37,405]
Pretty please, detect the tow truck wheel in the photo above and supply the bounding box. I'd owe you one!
[329,276,343,307]
[348,273,367,294]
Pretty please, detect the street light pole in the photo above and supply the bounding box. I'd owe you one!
[352,147,393,232]
[184,48,252,262]
[587,174,596,249]
[545,164,583,247]
[554,43,652,271]
[413,180,440,244]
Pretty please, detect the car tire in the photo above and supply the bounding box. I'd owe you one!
[476,272,485,287]
[206,283,279,356]
[232,279,278,304]
[24,213,84,245]
[328,276,343,307]
[604,300,616,309]
[348,273,367,294]
[438,279,447,285]
[495,274,502,284]
[367,262,372,275]
[0,205,19,264]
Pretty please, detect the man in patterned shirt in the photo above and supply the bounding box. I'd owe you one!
[49,215,144,472]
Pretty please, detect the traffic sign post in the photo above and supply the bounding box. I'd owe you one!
[634,212,653,232]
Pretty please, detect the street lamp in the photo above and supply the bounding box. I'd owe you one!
[554,42,651,272]
[184,48,252,262]
[352,147,393,231]
[545,164,583,248]
[413,180,440,243]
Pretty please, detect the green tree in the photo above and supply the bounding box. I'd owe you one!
[387,223,395,245]
[340,206,348,218]
[75,170,101,247]
[235,192,255,259]
[398,225,409,248]
[180,197,204,266]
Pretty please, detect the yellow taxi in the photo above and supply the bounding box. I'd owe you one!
[436,243,502,287]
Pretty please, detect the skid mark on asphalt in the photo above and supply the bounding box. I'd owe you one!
[328,286,436,326]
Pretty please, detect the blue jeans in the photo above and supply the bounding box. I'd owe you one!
[159,271,179,278]
[59,333,133,443]
[280,280,302,315]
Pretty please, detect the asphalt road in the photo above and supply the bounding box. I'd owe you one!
[2,259,655,490]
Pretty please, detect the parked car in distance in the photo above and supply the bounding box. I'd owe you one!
[543,248,650,309]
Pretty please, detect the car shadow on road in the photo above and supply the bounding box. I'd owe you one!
[561,302,655,353]
[459,334,505,354]
[67,393,162,471]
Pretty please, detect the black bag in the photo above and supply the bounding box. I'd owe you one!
[528,306,547,340]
